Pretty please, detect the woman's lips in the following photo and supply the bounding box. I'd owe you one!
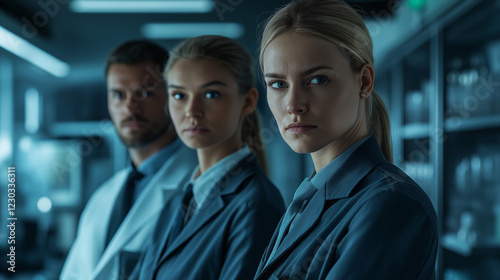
[286,122,317,134]
[184,125,209,135]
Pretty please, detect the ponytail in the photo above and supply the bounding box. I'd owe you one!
[242,110,268,175]
[367,90,393,163]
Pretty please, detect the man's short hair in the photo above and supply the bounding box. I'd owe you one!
[105,40,169,76]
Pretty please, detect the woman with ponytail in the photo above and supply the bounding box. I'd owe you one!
[255,0,437,279]
[132,35,284,280]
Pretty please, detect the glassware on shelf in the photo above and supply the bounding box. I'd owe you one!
[455,156,472,194]
[446,53,498,119]
[452,144,500,243]
[469,53,492,116]
[420,80,431,123]
[494,204,500,241]
[492,71,500,114]
[404,82,430,125]
[446,58,464,119]
[454,148,500,195]
[405,90,422,124]
[486,39,500,114]
[457,211,477,244]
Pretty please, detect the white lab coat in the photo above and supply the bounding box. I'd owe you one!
[60,144,197,280]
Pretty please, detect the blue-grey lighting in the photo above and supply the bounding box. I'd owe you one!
[25,88,40,134]
[37,197,53,213]
[0,134,11,164]
[0,26,70,78]
[142,23,245,39]
[70,0,213,13]
[19,136,33,152]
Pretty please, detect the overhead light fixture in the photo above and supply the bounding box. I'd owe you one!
[70,0,213,13]
[0,26,70,78]
[142,23,244,39]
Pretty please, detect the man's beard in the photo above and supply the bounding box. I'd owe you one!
[118,116,171,148]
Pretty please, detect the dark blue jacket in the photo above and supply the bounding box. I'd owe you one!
[135,154,285,280]
[255,136,438,280]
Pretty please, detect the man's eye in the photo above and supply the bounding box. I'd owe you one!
[112,91,124,100]
[205,91,220,99]
[136,89,154,98]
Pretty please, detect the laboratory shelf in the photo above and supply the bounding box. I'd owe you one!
[402,123,431,139]
[376,0,500,278]
[443,234,500,257]
[444,115,500,133]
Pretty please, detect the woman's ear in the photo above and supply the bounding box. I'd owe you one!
[241,87,259,115]
[359,64,375,100]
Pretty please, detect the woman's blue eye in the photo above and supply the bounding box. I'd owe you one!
[172,93,185,100]
[205,91,220,99]
[309,76,329,85]
[270,81,287,89]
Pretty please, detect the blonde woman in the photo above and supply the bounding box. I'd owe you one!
[131,35,284,280]
[255,0,438,279]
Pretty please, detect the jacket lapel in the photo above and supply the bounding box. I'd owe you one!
[157,195,225,264]
[255,216,284,275]
[93,145,196,277]
[261,187,325,272]
[156,154,258,265]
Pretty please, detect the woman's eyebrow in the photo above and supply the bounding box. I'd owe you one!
[264,66,334,79]
[200,81,227,89]
[168,81,228,90]
[264,73,285,79]
[301,66,334,76]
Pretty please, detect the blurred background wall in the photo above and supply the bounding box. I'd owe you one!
[0,0,499,279]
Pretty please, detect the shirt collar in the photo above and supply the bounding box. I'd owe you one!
[190,145,251,209]
[315,135,387,200]
[310,135,371,188]
[128,137,182,177]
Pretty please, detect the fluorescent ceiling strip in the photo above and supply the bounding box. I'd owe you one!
[142,23,244,39]
[0,26,70,78]
[70,0,213,13]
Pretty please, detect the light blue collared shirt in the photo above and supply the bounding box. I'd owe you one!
[130,137,183,202]
[189,145,251,209]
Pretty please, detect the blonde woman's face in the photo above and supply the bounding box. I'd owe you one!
[262,32,366,154]
[167,58,247,151]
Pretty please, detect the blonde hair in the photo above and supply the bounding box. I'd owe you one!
[166,35,269,172]
[259,0,393,163]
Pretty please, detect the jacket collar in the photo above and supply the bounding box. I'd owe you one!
[321,135,386,200]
